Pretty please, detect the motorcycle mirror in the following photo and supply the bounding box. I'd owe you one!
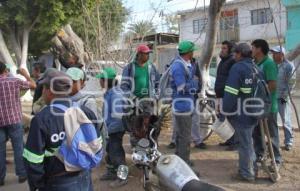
[117,165,129,180]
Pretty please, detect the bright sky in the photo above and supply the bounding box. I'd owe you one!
[123,0,210,32]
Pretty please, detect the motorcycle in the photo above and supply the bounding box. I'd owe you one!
[120,104,225,191]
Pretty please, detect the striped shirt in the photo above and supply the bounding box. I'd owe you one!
[0,75,30,127]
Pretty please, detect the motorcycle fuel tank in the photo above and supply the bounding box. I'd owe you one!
[155,154,199,191]
[155,155,226,191]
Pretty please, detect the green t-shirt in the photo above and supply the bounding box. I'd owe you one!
[257,56,278,113]
[134,62,149,98]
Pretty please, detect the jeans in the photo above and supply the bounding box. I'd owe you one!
[174,114,192,163]
[41,170,93,191]
[0,123,27,181]
[171,110,203,145]
[229,119,256,178]
[106,132,126,171]
[253,113,282,163]
[278,99,293,146]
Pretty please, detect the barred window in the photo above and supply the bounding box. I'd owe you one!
[251,8,273,25]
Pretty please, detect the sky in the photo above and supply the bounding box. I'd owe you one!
[123,0,210,32]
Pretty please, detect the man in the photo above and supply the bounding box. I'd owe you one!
[270,46,296,151]
[23,70,95,191]
[222,43,257,182]
[170,40,198,165]
[0,62,36,186]
[31,62,46,114]
[214,40,237,148]
[121,44,160,146]
[97,68,128,188]
[66,67,100,121]
[168,58,206,149]
[32,68,57,114]
[251,39,281,166]
[121,44,160,99]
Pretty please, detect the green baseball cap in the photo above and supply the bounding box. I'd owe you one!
[96,67,116,79]
[66,67,85,81]
[178,41,199,54]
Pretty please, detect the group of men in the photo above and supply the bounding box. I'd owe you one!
[209,39,294,181]
[0,38,296,191]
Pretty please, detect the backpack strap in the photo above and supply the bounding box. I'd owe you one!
[50,104,69,112]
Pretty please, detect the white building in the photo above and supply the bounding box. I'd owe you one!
[178,0,287,47]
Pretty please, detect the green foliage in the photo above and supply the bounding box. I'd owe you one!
[0,0,97,56]
[164,14,179,34]
[128,20,156,39]
[71,0,129,46]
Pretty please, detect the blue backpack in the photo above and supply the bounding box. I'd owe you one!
[51,104,104,171]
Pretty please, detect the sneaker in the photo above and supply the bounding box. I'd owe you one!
[195,143,207,149]
[232,174,255,183]
[167,142,176,149]
[109,179,128,188]
[18,176,27,184]
[284,145,292,151]
[100,171,117,181]
[255,155,264,163]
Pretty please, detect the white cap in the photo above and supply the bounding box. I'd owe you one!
[270,45,286,55]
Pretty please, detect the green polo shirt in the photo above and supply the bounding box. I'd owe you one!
[134,62,149,98]
[257,56,278,113]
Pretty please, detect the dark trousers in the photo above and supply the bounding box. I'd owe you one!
[252,113,281,163]
[174,114,192,163]
[106,132,126,171]
[41,170,93,191]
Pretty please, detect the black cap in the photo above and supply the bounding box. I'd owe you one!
[39,69,72,93]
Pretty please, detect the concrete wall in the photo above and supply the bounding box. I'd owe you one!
[179,0,286,45]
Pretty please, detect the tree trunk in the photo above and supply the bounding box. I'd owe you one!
[9,28,22,66]
[0,29,16,66]
[51,24,91,69]
[198,0,225,97]
[20,28,30,69]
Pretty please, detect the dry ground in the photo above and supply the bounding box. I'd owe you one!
[91,127,300,191]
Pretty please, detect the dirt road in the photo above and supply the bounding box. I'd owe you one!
[93,127,300,191]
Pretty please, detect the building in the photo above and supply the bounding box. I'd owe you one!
[282,0,300,51]
[178,0,287,48]
[177,0,287,75]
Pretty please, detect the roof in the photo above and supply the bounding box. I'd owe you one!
[177,0,249,15]
[133,33,179,45]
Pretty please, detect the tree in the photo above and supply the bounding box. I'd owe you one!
[0,0,96,69]
[128,20,156,39]
[71,0,129,61]
[198,0,226,97]
[164,14,179,34]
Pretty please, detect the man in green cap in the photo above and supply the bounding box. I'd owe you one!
[66,67,102,125]
[169,40,199,165]
[96,68,128,188]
